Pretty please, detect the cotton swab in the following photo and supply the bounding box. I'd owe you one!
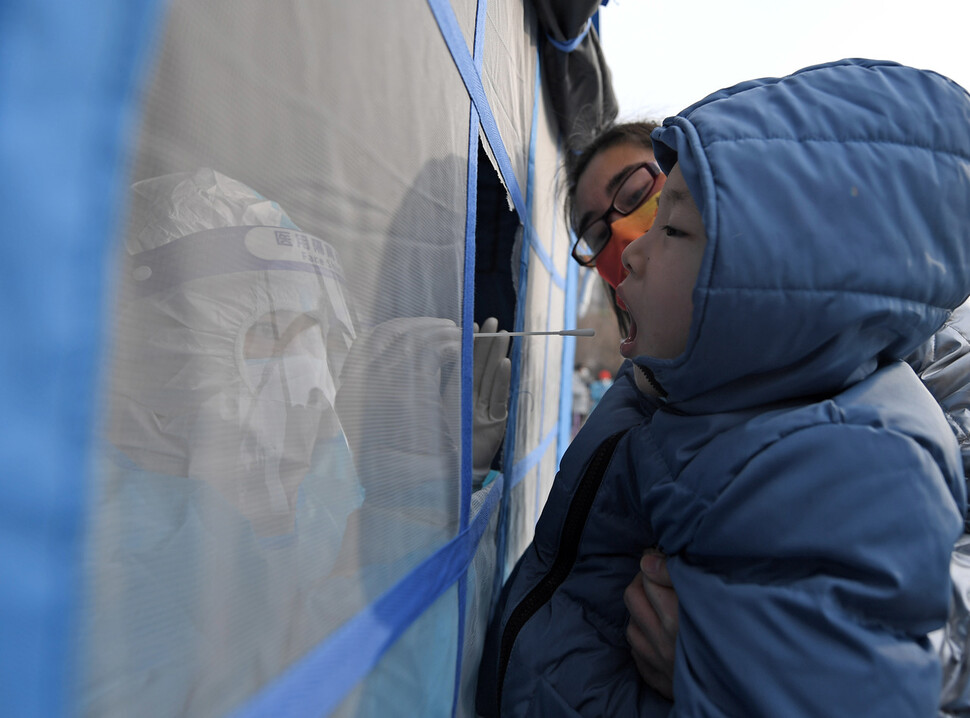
[473,328,595,338]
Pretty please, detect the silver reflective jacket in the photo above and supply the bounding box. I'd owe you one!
[909,301,970,715]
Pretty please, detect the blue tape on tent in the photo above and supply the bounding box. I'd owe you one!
[426,0,526,222]
[426,0,564,295]
[426,0,563,293]
[455,82,477,718]
[535,299,554,520]
[532,118,559,523]
[498,213,531,480]
[230,476,504,718]
[0,2,165,715]
[452,0,489,713]
[559,234,581,464]
[453,574,468,718]
[492,50,543,592]
[510,426,557,490]
[519,53,563,291]
[527,224,566,290]
[459,13,482,544]
[234,6,554,715]
[519,77,564,291]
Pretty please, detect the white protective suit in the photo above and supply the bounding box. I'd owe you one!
[82,169,362,717]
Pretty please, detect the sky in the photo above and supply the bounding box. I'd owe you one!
[598,0,970,120]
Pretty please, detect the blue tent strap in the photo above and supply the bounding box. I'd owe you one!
[426,0,526,222]
[558,234,580,465]
[546,18,590,53]
[0,2,167,716]
[452,0,489,713]
[510,425,557,490]
[459,0,486,543]
[531,91,557,524]
[454,65,478,718]
[234,2,538,710]
[528,230,566,290]
[491,49,543,600]
[425,0,564,296]
[456,122,476,710]
[230,476,505,718]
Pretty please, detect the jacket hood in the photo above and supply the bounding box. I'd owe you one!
[641,59,970,412]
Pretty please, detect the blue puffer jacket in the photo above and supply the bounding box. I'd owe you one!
[479,60,970,717]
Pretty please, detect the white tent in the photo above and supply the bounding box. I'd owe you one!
[0,0,616,715]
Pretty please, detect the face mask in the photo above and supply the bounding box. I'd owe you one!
[245,355,332,407]
[171,394,338,539]
[110,230,356,536]
[594,173,666,289]
[244,323,338,408]
[158,331,344,536]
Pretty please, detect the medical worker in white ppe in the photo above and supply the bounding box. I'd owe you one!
[82,168,510,717]
[81,168,364,716]
[108,168,360,539]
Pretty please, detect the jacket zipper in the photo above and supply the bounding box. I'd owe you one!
[637,363,667,398]
[495,429,630,705]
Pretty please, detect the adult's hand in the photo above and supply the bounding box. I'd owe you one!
[472,317,511,484]
[624,550,679,700]
[331,317,463,572]
[335,317,461,499]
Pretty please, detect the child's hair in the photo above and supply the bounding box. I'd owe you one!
[562,120,660,337]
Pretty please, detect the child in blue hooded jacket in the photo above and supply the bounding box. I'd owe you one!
[478,59,970,717]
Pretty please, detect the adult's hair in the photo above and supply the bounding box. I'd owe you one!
[563,120,659,234]
[563,120,660,337]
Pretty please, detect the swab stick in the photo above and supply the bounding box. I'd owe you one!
[473,328,595,338]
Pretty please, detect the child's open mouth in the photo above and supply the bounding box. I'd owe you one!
[620,316,638,357]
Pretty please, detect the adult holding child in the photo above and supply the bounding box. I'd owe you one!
[478,59,970,716]
[570,115,970,714]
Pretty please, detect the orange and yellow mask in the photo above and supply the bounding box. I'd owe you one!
[594,173,665,290]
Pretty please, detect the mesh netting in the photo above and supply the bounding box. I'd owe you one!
[73,0,574,715]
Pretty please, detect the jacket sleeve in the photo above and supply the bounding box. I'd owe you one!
[663,423,963,717]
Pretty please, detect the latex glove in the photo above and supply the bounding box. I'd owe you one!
[623,550,679,700]
[335,317,461,515]
[472,317,511,485]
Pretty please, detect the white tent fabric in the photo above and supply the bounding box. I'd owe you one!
[67,0,579,716]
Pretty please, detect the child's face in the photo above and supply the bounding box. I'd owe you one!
[616,163,707,360]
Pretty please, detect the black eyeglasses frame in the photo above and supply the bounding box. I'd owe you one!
[570,161,662,268]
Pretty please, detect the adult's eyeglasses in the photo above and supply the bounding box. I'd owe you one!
[571,162,663,267]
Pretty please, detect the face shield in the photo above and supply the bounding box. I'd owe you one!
[109,202,356,536]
